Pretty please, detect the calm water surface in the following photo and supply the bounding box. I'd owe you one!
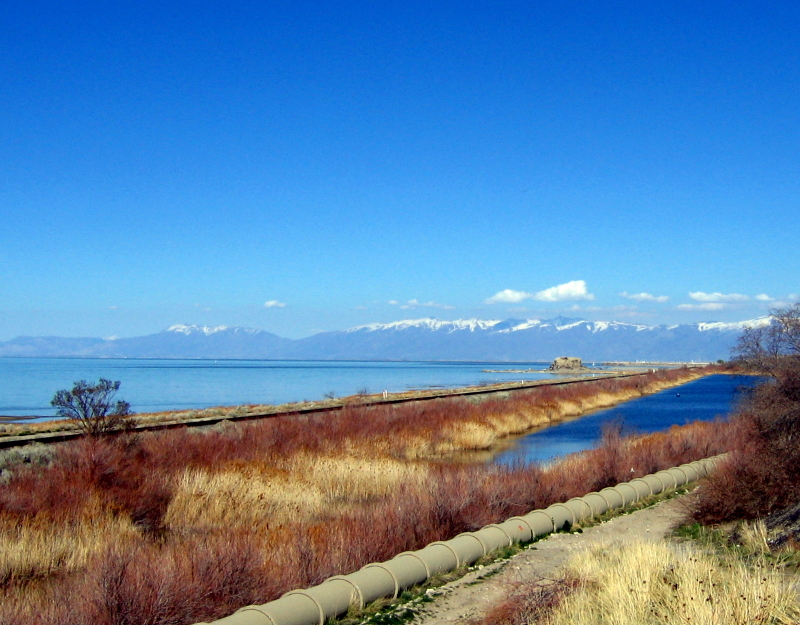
[0,357,582,419]
[493,374,763,466]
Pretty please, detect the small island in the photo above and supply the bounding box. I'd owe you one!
[547,356,591,372]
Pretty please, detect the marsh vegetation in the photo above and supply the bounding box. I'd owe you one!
[477,304,800,625]
[0,366,727,624]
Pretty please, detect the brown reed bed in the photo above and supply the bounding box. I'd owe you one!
[0,367,712,440]
[0,366,730,625]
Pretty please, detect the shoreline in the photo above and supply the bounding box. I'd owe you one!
[0,368,714,448]
[438,368,719,463]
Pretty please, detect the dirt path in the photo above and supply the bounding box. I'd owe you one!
[410,496,691,625]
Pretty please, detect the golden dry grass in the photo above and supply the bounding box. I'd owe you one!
[165,455,431,530]
[0,505,139,584]
[165,467,328,529]
[0,366,729,625]
[542,540,800,625]
[0,368,711,440]
[433,372,705,455]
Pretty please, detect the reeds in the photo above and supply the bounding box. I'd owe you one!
[542,541,798,625]
[0,366,730,625]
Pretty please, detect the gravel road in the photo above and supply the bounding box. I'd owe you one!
[409,496,691,625]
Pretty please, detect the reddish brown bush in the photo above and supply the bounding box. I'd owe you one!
[692,362,800,524]
[0,435,172,534]
[477,577,582,625]
[0,368,732,625]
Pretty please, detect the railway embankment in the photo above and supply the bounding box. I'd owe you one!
[0,366,713,450]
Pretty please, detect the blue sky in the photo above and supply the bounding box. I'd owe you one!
[1,1,798,340]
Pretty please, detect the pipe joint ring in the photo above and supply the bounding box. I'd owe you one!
[396,551,431,577]
[362,563,400,598]
[506,516,536,539]
[670,467,689,485]
[282,592,324,625]
[589,491,612,508]
[429,541,463,568]
[233,606,277,625]
[324,576,364,609]
[483,524,514,546]
[629,478,653,496]
[455,531,490,556]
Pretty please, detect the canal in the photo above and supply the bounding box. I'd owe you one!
[493,374,763,466]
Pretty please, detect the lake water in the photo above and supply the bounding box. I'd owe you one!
[493,374,762,466]
[0,357,584,419]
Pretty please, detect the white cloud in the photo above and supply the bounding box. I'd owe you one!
[397,298,454,310]
[485,289,533,304]
[755,294,774,302]
[264,300,286,308]
[387,300,399,305]
[486,281,594,304]
[689,291,749,303]
[677,303,727,311]
[620,291,669,303]
[533,280,595,302]
[772,295,800,308]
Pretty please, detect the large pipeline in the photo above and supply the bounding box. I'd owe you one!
[195,455,724,625]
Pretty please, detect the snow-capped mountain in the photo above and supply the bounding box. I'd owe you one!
[166,324,266,336]
[0,325,291,359]
[285,316,765,361]
[349,318,504,333]
[0,316,767,361]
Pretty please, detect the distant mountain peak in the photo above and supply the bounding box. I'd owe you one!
[544,315,584,327]
[697,317,771,332]
[166,324,262,336]
[168,324,225,335]
[349,318,504,333]
[0,315,767,361]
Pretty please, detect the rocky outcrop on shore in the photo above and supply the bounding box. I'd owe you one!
[548,356,590,372]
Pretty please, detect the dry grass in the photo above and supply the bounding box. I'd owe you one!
[541,540,799,625]
[0,368,712,441]
[0,505,139,586]
[0,366,733,625]
[165,467,329,529]
[401,368,710,457]
[164,455,430,530]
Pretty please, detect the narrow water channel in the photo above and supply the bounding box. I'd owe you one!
[493,374,763,466]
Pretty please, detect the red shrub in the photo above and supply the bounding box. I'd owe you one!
[692,369,800,524]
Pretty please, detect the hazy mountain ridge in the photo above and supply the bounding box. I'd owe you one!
[0,317,768,361]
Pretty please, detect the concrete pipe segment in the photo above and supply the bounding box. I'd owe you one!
[196,454,724,625]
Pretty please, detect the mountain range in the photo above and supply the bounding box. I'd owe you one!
[0,316,767,362]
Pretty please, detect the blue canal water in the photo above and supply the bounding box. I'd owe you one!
[0,357,589,419]
[493,374,763,466]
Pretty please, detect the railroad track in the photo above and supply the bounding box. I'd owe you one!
[0,371,657,450]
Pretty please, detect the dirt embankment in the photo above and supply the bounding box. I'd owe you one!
[409,497,690,625]
[0,367,714,449]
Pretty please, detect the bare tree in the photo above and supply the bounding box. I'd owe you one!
[734,303,800,377]
[51,378,133,436]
